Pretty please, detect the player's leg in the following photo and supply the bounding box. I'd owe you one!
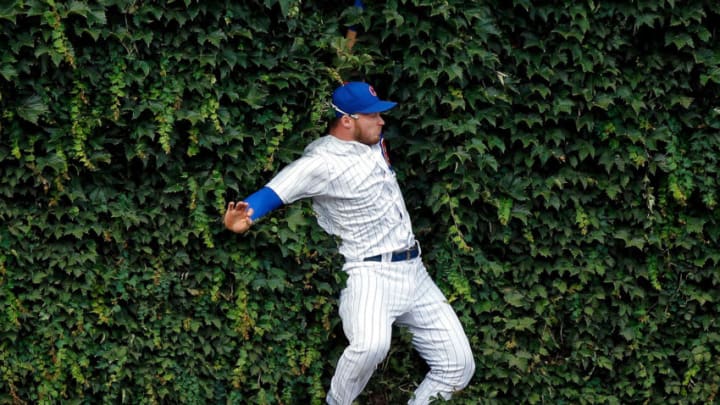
[327,265,397,405]
[397,262,475,404]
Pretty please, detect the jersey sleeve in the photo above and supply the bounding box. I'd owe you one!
[266,155,330,204]
[243,187,283,221]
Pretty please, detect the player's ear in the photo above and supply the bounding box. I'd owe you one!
[341,115,355,128]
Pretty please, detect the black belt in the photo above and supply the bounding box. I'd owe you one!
[363,243,419,262]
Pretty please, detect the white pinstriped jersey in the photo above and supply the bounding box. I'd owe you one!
[266,135,416,262]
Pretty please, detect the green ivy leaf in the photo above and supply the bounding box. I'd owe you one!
[664,32,695,49]
[16,95,48,124]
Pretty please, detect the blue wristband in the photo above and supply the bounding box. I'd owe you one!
[244,187,283,220]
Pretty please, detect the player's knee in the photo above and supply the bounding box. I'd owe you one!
[351,336,391,367]
[447,345,475,390]
[453,347,475,390]
[457,353,475,389]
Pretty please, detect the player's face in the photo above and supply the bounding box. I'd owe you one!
[352,113,385,145]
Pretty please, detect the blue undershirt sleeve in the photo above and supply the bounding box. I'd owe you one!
[244,187,283,221]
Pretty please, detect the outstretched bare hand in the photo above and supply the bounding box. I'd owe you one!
[224,201,254,234]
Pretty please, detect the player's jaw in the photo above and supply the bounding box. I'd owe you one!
[353,113,385,145]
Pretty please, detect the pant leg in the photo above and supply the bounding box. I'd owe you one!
[397,262,476,404]
[327,265,401,405]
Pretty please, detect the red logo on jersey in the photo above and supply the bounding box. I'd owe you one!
[381,137,392,169]
[369,86,377,97]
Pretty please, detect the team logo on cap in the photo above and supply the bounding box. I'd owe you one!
[368,86,377,96]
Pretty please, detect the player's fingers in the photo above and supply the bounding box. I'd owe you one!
[230,201,249,212]
[246,208,254,219]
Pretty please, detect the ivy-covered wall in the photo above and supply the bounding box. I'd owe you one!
[1,1,719,404]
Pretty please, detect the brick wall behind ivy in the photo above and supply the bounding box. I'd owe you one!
[1,1,719,404]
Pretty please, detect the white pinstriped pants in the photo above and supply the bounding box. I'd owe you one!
[326,257,475,404]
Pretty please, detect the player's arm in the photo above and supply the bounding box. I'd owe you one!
[224,154,328,233]
[224,187,283,234]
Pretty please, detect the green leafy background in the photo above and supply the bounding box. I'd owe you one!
[2,0,719,403]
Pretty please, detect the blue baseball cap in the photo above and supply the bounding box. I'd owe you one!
[331,82,397,117]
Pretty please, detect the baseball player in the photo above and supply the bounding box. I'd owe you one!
[224,82,475,404]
